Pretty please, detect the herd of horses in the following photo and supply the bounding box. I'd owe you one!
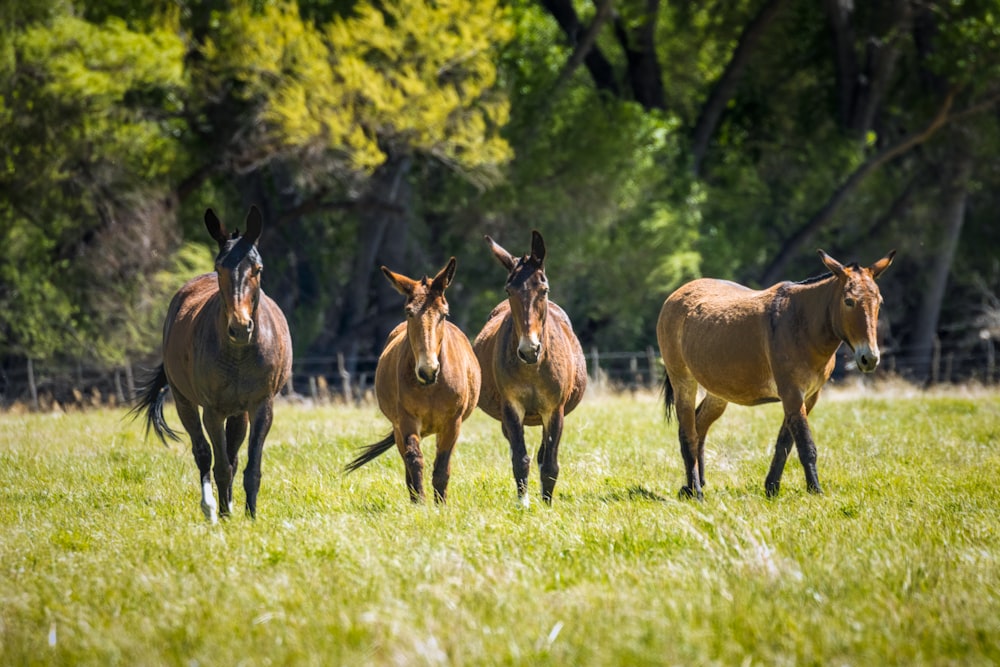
[132,206,894,521]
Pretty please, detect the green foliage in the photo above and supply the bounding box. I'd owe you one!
[1,391,999,663]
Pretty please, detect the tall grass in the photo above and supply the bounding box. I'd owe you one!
[1,387,998,665]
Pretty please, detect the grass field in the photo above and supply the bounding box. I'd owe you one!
[1,385,999,665]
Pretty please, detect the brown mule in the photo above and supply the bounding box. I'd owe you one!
[656,249,894,500]
[131,206,293,521]
[474,231,587,506]
[345,258,481,503]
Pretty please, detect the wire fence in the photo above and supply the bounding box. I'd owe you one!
[1,336,997,412]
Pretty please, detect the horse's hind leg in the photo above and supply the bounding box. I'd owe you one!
[537,407,565,505]
[173,393,217,522]
[672,377,703,500]
[694,395,727,489]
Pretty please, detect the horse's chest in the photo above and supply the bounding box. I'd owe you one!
[195,351,273,411]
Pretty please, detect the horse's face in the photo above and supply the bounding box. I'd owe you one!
[820,250,895,373]
[487,230,549,365]
[205,207,265,346]
[382,258,457,386]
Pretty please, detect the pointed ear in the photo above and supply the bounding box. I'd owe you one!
[869,249,896,279]
[381,266,416,296]
[485,235,516,271]
[244,205,263,245]
[530,230,546,265]
[432,257,457,293]
[818,249,847,280]
[205,209,228,247]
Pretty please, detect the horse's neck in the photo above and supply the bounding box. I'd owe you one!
[788,277,845,353]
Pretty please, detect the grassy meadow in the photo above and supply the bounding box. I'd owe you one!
[1,385,999,665]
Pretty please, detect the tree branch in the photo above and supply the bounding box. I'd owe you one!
[691,0,789,175]
[758,87,961,286]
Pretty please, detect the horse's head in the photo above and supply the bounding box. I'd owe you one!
[819,249,895,373]
[486,231,549,365]
[382,258,456,386]
[205,206,264,346]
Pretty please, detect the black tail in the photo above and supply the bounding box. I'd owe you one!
[344,432,396,473]
[661,370,675,423]
[126,363,181,445]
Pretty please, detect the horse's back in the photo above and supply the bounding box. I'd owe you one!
[657,278,778,404]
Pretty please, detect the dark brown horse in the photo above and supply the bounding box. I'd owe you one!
[656,249,894,500]
[345,258,481,503]
[473,231,587,506]
[131,206,292,521]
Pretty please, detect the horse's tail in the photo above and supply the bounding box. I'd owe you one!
[127,363,181,445]
[344,432,396,473]
[661,369,675,423]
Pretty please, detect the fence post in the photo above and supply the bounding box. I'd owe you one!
[124,360,135,401]
[590,347,601,389]
[930,336,941,385]
[27,358,38,411]
[646,346,658,389]
[337,352,352,402]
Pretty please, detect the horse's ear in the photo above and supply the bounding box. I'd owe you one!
[485,235,516,272]
[869,250,896,279]
[818,249,847,280]
[432,257,457,293]
[530,230,546,265]
[381,266,416,296]
[244,205,263,245]
[205,209,228,247]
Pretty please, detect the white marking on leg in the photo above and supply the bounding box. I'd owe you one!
[201,479,218,523]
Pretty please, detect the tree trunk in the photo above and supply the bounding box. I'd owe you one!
[612,0,665,110]
[336,154,413,373]
[758,89,955,286]
[910,148,973,383]
[539,0,620,97]
[691,0,789,175]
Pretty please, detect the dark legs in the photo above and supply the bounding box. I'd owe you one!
[431,424,460,504]
[673,380,728,501]
[243,401,274,518]
[502,404,531,506]
[400,431,425,503]
[174,393,218,522]
[766,392,822,497]
[538,408,565,504]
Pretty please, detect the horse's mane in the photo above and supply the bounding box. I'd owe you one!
[794,261,861,286]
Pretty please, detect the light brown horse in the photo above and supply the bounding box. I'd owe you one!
[474,231,587,506]
[345,258,481,503]
[131,206,292,521]
[656,249,894,500]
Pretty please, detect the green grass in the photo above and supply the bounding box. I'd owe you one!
[1,387,999,665]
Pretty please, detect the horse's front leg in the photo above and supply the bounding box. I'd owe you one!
[393,421,425,503]
[174,393,217,522]
[782,393,823,495]
[431,421,461,504]
[243,400,274,518]
[501,402,530,507]
[202,407,233,519]
[538,407,564,505]
[225,413,248,481]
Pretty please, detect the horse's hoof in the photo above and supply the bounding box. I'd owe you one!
[518,494,531,510]
[765,483,780,498]
[678,486,703,501]
[807,484,824,495]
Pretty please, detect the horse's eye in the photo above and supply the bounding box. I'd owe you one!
[844,297,856,308]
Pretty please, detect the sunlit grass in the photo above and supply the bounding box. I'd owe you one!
[1,387,998,665]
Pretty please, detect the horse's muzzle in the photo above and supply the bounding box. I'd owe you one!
[228,319,254,345]
[517,338,541,365]
[855,345,880,373]
[416,365,439,385]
